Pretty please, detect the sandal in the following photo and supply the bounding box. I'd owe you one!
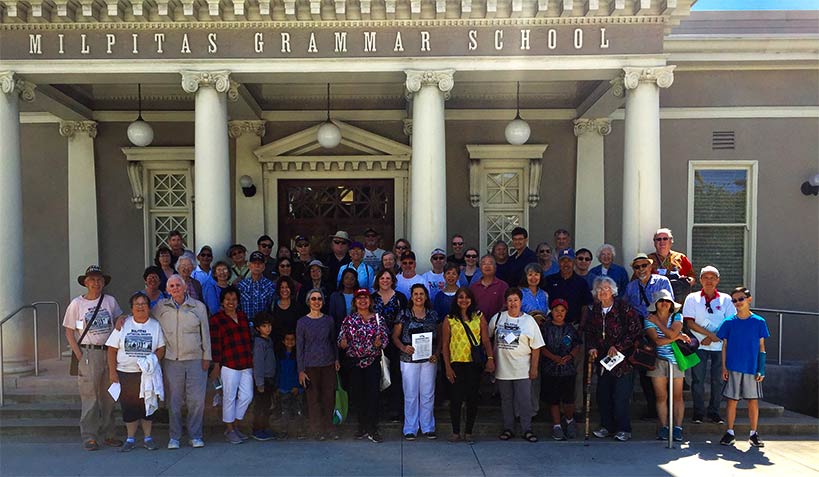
[498,430,514,441]
[83,439,100,451]
[523,431,538,443]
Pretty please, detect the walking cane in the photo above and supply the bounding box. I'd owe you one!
[667,362,674,449]
[584,357,593,446]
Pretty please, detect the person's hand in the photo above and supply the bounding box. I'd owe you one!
[429,355,437,364]
[588,349,598,360]
[686,276,695,285]
[484,359,495,374]
[722,369,729,382]
[202,359,210,372]
[374,335,382,348]
[607,346,618,358]
[679,333,692,344]
[257,385,264,393]
[445,365,456,383]
[560,355,573,366]
[291,387,299,396]
[334,360,341,371]
[299,371,310,387]
[755,374,765,383]
[404,345,415,355]
[339,338,348,349]
[551,354,564,365]
[648,314,660,326]
[209,363,220,380]
[114,316,126,331]
[529,367,538,380]
[702,336,712,346]
[109,370,119,384]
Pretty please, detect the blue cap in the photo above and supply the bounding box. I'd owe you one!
[558,248,576,261]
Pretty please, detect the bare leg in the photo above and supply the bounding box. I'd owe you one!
[673,378,685,426]
[725,399,738,429]
[652,378,669,427]
[140,419,153,438]
[563,403,576,421]
[125,421,139,439]
[550,404,561,426]
[747,399,759,431]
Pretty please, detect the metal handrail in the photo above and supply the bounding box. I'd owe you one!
[31,301,62,361]
[751,307,819,365]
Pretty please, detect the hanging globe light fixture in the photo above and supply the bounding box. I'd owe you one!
[504,81,531,145]
[127,84,154,147]
[316,83,341,149]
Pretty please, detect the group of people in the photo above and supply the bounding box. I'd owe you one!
[63,225,769,452]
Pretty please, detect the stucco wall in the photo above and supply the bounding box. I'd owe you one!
[661,70,819,108]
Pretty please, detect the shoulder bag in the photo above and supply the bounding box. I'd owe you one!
[376,314,391,391]
[69,294,105,376]
[459,317,487,367]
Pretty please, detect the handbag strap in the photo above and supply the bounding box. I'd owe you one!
[458,317,480,347]
[77,294,105,346]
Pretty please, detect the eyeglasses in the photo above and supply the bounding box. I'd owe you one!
[465,254,478,259]
[633,263,650,270]
[332,240,347,245]
[260,243,273,249]
[401,261,414,265]
[309,296,323,301]
[452,242,464,246]
[538,249,551,254]
[133,302,149,308]
[576,257,592,261]
[654,237,670,242]
[279,264,291,268]
[731,296,747,304]
[199,253,212,258]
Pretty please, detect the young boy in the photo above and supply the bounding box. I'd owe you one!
[539,299,582,440]
[717,286,770,447]
[251,314,277,441]
[277,332,305,439]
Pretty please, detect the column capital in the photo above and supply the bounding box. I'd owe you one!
[228,120,266,139]
[227,80,241,102]
[573,118,611,137]
[405,69,455,99]
[622,66,675,90]
[0,72,36,102]
[59,120,98,139]
[402,118,413,137]
[180,70,231,94]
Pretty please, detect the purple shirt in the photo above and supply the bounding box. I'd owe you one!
[470,277,509,322]
[295,314,337,373]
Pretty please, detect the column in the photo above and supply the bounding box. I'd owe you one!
[229,120,266,247]
[60,121,100,298]
[182,71,232,261]
[0,72,36,373]
[405,69,454,273]
[621,66,675,260]
[573,118,611,254]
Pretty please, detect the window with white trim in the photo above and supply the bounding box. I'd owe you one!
[687,161,758,291]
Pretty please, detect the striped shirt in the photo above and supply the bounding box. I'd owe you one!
[644,312,682,364]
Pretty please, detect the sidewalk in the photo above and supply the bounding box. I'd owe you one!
[1,433,817,476]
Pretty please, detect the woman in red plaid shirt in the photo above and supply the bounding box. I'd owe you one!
[210,286,254,445]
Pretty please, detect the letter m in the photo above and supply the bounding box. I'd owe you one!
[29,34,42,55]
[334,32,348,52]
[364,32,377,52]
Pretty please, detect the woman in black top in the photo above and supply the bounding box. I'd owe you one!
[271,276,306,343]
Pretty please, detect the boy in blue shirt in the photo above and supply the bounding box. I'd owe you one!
[277,332,305,439]
[716,286,770,447]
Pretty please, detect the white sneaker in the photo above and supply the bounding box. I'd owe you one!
[190,438,205,448]
[592,428,609,438]
[167,438,180,450]
[613,432,632,442]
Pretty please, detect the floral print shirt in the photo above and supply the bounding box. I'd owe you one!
[337,312,388,368]
[372,291,408,329]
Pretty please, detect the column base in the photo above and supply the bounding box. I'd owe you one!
[1,356,34,375]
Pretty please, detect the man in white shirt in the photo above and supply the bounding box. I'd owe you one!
[421,248,447,301]
[682,266,736,425]
[396,252,426,298]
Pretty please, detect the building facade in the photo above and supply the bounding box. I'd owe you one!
[0,4,817,372]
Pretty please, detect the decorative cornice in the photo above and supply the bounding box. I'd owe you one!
[180,70,231,94]
[573,118,611,137]
[0,71,36,102]
[622,66,676,90]
[228,120,266,138]
[466,144,548,208]
[59,120,98,139]
[405,69,455,100]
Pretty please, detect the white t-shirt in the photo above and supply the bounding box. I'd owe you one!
[63,295,123,346]
[105,317,166,373]
[682,291,736,352]
[488,311,545,380]
[396,273,427,299]
[363,248,385,271]
[422,271,446,301]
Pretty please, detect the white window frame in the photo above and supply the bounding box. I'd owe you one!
[686,160,758,292]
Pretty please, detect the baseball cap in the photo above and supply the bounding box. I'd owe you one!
[249,251,266,263]
[558,248,576,261]
[700,265,720,278]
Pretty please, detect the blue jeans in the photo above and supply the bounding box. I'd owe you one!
[597,371,633,433]
[691,349,723,417]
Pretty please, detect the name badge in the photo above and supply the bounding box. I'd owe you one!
[657,268,668,275]
[75,319,84,330]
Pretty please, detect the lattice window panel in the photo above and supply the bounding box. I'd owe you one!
[152,173,188,209]
[153,215,189,250]
[485,172,522,207]
[485,213,522,248]
[284,185,390,220]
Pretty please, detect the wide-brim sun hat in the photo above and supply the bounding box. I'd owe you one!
[647,288,681,313]
[77,265,111,287]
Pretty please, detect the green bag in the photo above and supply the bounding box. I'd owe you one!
[333,374,349,425]
[670,341,701,372]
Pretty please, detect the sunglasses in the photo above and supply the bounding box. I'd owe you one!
[401,261,415,265]
[395,245,408,250]
[576,257,592,261]
[199,253,212,258]
[296,242,309,247]
[365,234,377,238]
[633,263,650,270]
[332,240,347,245]
[731,296,747,304]
[465,254,478,259]
[654,237,670,242]
[309,296,323,301]
[452,242,464,246]
[538,249,551,254]
[279,264,291,268]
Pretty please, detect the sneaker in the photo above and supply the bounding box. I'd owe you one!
[252,430,273,441]
[83,440,100,451]
[143,437,159,451]
[592,428,609,439]
[552,425,565,441]
[167,439,180,450]
[190,438,205,448]
[564,420,577,440]
[354,430,368,440]
[613,432,632,442]
[720,432,736,446]
[673,426,683,442]
[104,438,123,447]
[404,433,417,441]
[315,434,327,441]
[692,414,704,424]
[235,429,250,441]
[119,440,137,453]
[749,433,765,448]
[658,426,669,441]
[224,431,243,445]
[368,432,383,443]
[424,432,437,440]
[709,414,725,425]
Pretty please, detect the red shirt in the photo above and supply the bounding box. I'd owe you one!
[470,277,509,321]
[210,310,253,370]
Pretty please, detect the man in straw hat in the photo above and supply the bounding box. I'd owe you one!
[63,265,125,451]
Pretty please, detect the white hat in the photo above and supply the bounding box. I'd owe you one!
[700,266,720,278]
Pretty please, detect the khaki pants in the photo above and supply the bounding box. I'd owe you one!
[77,348,115,442]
